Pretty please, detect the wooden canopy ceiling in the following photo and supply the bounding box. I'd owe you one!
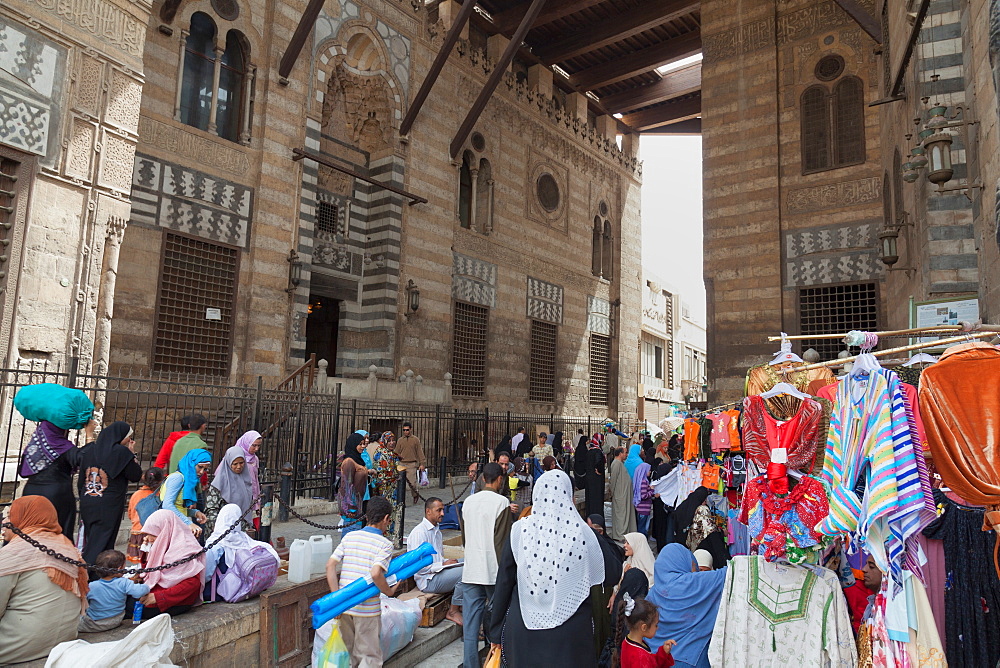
[475,0,703,135]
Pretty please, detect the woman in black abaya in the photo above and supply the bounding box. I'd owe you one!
[585,434,607,517]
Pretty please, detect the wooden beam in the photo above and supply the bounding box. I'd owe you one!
[291,149,428,205]
[493,0,607,33]
[451,0,549,159]
[535,0,699,63]
[568,31,701,91]
[641,118,701,134]
[832,0,881,43]
[891,0,929,97]
[600,63,701,113]
[400,0,478,136]
[620,95,700,132]
[278,0,328,82]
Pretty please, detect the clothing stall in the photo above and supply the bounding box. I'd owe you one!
[657,324,1000,667]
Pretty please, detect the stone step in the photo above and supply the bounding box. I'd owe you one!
[385,620,462,668]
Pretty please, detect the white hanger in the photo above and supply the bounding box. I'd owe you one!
[760,382,809,400]
[769,332,804,366]
[850,352,882,378]
[903,352,938,367]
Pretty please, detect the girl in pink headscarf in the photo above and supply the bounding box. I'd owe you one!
[138,509,205,619]
[235,431,262,526]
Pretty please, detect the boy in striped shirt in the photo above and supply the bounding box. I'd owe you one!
[327,496,398,667]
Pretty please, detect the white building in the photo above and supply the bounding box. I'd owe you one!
[638,271,707,422]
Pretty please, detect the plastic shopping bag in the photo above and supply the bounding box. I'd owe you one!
[312,618,350,668]
[418,469,429,487]
[380,594,421,660]
[483,645,502,668]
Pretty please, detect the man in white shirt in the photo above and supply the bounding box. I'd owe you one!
[460,462,513,668]
[407,497,464,625]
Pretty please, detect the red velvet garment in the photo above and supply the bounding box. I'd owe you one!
[741,395,823,471]
[918,343,1000,512]
[620,637,675,668]
[843,579,872,635]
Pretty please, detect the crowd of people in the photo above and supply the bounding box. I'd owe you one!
[0,413,280,663]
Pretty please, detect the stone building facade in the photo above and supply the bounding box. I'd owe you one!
[106,0,642,417]
[702,0,886,402]
[0,0,151,374]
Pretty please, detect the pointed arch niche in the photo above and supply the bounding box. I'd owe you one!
[455,131,494,235]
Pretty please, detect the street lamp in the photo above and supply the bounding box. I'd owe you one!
[286,249,302,293]
[877,227,899,267]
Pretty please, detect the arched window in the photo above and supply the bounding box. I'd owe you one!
[177,12,252,143]
[591,218,602,276]
[179,12,216,132]
[882,170,892,227]
[801,68,865,173]
[602,220,613,280]
[892,148,904,224]
[458,152,473,229]
[216,31,247,142]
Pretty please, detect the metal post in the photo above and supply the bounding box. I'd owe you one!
[350,399,357,433]
[439,456,447,489]
[66,356,79,388]
[483,407,489,464]
[394,475,406,550]
[434,404,441,469]
[259,483,274,543]
[278,464,292,522]
[252,376,263,431]
[330,383,342,500]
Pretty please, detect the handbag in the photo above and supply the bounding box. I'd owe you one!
[483,645,501,668]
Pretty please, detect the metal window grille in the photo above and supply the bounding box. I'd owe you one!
[833,77,865,165]
[0,157,20,280]
[316,200,339,239]
[529,320,557,403]
[154,233,238,375]
[799,283,878,360]
[589,334,611,406]
[801,87,830,172]
[452,301,488,397]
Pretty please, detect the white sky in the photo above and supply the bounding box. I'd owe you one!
[639,134,706,323]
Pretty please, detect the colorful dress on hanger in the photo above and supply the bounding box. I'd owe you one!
[707,556,857,667]
[708,412,732,452]
[741,395,824,471]
[739,474,828,563]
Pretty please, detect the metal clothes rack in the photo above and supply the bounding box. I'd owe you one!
[765,324,1000,342]
[791,330,997,373]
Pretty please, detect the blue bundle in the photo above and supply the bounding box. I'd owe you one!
[311,542,436,628]
[13,383,94,430]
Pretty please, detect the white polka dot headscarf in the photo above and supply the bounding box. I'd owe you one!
[510,469,606,630]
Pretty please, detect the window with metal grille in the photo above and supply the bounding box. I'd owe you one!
[589,334,611,406]
[316,200,340,239]
[834,77,865,165]
[801,76,866,173]
[154,233,238,375]
[799,283,878,360]
[529,320,557,403]
[451,301,488,397]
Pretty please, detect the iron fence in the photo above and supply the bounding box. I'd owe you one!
[0,359,638,508]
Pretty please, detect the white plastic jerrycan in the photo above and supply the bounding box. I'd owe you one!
[288,538,312,583]
[309,534,333,576]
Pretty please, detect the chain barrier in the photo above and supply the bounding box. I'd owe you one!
[269,492,363,531]
[0,488,366,575]
[404,473,474,506]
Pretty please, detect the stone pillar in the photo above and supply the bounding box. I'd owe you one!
[567,92,589,123]
[92,216,128,376]
[438,0,469,39]
[239,64,255,144]
[528,64,553,98]
[208,45,224,133]
[173,30,189,121]
[596,114,617,141]
[452,159,462,219]
[486,178,495,234]
[487,34,510,70]
[469,167,479,231]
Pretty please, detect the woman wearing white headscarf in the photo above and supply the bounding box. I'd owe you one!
[488,469,606,667]
[203,504,279,601]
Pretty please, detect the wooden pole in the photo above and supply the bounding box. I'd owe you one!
[399,0,478,136]
[449,0,549,160]
[791,332,997,373]
[766,325,965,342]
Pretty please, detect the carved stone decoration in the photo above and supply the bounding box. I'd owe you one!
[26,0,145,58]
[785,176,882,214]
[784,221,878,286]
[526,157,569,229]
[323,64,394,155]
[0,17,67,164]
[138,117,251,175]
[340,329,390,350]
[74,56,104,116]
[527,277,563,325]
[65,118,97,179]
[990,0,1000,127]
[211,0,240,21]
[105,70,143,134]
[98,130,137,193]
[452,252,497,308]
[587,296,611,335]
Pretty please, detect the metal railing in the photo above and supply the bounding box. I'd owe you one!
[0,359,637,509]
